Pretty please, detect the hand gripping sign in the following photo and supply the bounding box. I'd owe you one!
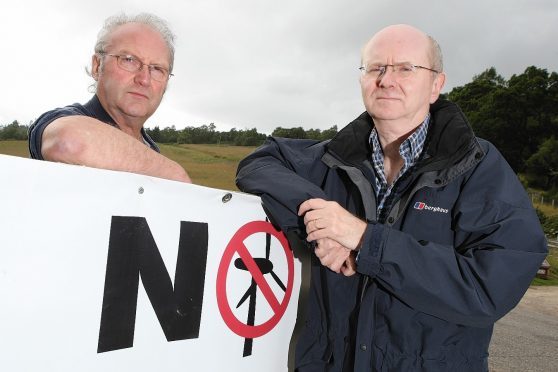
[216,221,294,356]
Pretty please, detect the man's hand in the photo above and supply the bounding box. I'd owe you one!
[314,238,357,276]
[298,198,367,250]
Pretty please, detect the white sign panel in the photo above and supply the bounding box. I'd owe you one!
[0,155,301,371]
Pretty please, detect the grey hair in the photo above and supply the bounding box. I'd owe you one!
[87,12,175,92]
[427,34,443,72]
[95,12,176,71]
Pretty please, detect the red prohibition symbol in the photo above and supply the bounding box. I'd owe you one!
[216,221,294,339]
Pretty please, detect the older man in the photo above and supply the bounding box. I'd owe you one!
[236,24,547,371]
[29,13,190,182]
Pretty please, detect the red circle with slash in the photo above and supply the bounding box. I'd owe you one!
[216,221,294,338]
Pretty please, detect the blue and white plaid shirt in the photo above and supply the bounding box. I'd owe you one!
[369,114,430,217]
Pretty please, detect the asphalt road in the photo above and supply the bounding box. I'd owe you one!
[489,286,558,371]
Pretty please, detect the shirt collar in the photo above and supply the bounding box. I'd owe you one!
[369,113,430,161]
[83,95,160,152]
[84,95,117,127]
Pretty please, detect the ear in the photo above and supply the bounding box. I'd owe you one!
[91,54,101,80]
[429,72,446,103]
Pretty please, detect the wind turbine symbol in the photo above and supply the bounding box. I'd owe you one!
[234,221,287,357]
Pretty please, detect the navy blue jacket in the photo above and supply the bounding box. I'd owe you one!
[236,100,547,371]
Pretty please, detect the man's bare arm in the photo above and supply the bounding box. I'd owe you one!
[41,116,191,183]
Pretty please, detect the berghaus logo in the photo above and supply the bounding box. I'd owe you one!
[414,201,449,214]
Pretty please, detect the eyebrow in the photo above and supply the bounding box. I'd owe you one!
[117,50,169,68]
[364,61,413,66]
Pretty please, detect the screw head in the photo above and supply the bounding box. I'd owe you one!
[222,192,232,203]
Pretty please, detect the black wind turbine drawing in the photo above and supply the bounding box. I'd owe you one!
[234,219,287,357]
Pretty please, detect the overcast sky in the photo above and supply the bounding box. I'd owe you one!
[1,0,557,134]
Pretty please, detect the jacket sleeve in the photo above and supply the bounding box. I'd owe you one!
[356,142,548,327]
[236,137,331,233]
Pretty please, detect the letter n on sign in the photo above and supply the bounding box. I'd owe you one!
[97,216,208,353]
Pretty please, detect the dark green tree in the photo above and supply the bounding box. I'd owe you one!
[234,128,266,146]
[525,136,558,190]
[148,126,161,142]
[0,120,28,140]
[272,126,307,139]
[448,66,558,172]
[159,125,179,143]
[320,125,338,140]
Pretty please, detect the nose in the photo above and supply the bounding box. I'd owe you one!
[134,64,152,85]
[377,66,396,87]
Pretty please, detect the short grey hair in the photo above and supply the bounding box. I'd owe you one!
[95,12,176,72]
[427,34,443,72]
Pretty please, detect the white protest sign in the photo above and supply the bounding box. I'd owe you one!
[0,154,301,371]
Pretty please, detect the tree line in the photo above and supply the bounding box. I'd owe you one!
[144,123,338,146]
[0,121,28,140]
[0,120,338,146]
[1,65,557,193]
[446,66,558,193]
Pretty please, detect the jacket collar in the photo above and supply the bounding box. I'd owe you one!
[326,99,482,173]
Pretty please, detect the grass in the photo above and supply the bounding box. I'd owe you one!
[159,143,257,190]
[2,139,558,285]
[0,140,30,158]
[533,203,558,217]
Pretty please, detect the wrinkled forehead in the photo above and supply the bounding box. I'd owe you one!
[107,23,170,64]
[361,27,431,65]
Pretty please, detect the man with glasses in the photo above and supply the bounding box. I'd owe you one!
[28,13,191,183]
[236,24,546,371]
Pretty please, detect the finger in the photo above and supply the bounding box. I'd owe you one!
[307,228,330,242]
[317,251,342,273]
[298,198,326,216]
[306,220,317,234]
[304,214,319,229]
[307,218,327,235]
[341,256,357,276]
[298,200,312,216]
[314,240,334,257]
[316,251,335,268]
[310,218,322,232]
[314,246,327,260]
[341,264,356,276]
[329,259,344,274]
[317,247,350,274]
[303,210,314,225]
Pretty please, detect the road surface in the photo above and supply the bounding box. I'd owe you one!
[489,286,558,371]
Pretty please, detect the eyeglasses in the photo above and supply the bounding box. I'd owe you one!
[359,63,440,79]
[100,53,173,82]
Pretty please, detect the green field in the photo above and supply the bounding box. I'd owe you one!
[0,140,255,191]
[159,143,257,190]
[0,140,30,158]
